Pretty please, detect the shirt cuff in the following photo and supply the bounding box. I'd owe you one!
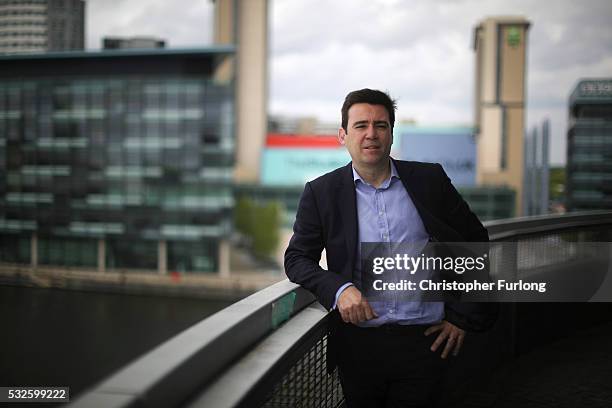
[332,282,354,310]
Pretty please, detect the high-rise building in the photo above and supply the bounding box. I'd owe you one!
[213,0,268,183]
[0,0,85,54]
[523,119,550,216]
[103,36,166,50]
[473,16,530,216]
[566,79,612,211]
[0,48,236,274]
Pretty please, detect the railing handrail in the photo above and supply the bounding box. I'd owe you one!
[70,280,316,408]
[185,303,330,408]
[485,210,612,240]
[70,211,612,407]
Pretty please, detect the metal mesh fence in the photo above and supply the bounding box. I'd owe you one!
[522,228,608,269]
[261,334,343,408]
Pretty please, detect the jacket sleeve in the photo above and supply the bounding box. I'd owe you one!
[435,164,499,332]
[284,182,350,310]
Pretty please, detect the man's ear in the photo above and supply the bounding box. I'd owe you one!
[337,127,346,145]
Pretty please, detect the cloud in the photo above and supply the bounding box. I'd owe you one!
[271,0,434,56]
[86,0,213,49]
[269,0,612,165]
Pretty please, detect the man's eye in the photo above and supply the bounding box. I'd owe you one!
[376,124,388,128]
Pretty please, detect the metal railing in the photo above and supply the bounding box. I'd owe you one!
[71,211,612,408]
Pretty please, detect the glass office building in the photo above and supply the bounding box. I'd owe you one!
[566,79,612,211]
[0,48,235,273]
[0,0,85,54]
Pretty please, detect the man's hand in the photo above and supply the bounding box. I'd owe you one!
[424,320,465,359]
[337,286,377,324]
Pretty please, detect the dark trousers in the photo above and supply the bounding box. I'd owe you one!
[336,323,449,408]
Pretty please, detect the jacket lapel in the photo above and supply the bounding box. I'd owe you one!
[392,158,439,240]
[337,163,358,278]
[393,158,463,242]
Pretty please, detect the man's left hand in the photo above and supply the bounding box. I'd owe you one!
[424,320,465,359]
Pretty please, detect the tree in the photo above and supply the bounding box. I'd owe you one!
[234,196,281,258]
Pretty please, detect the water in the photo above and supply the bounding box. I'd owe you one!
[0,285,232,400]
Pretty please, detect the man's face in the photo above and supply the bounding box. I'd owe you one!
[338,103,393,169]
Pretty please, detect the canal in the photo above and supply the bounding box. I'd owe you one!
[0,285,233,401]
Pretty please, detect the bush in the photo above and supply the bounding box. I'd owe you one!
[234,196,281,258]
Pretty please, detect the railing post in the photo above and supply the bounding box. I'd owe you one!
[158,240,167,275]
[97,239,106,272]
[219,239,230,277]
[31,232,38,267]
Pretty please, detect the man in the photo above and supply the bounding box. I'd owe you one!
[285,89,496,407]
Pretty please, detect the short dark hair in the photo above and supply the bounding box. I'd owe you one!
[341,88,397,131]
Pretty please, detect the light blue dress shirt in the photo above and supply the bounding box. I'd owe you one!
[333,160,444,326]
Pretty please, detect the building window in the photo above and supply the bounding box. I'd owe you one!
[0,234,30,264]
[167,240,217,273]
[38,236,97,267]
[106,238,157,270]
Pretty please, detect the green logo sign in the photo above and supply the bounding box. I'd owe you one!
[271,291,297,329]
[507,27,521,47]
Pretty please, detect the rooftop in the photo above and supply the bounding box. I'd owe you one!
[0,46,237,79]
[0,46,235,62]
[569,78,612,105]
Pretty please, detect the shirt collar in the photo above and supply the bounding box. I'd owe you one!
[352,159,400,185]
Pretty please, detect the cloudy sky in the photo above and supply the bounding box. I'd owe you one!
[87,0,612,165]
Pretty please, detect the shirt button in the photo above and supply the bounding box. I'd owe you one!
[389,309,394,314]
[379,211,383,216]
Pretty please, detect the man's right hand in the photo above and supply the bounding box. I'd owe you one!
[337,286,377,324]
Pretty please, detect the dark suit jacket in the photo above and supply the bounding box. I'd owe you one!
[285,158,497,333]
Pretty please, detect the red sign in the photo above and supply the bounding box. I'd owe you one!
[266,134,340,148]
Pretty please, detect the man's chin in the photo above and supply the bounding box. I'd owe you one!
[361,150,384,159]
[358,158,388,168]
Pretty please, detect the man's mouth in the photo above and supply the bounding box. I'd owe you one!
[363,146,380,150]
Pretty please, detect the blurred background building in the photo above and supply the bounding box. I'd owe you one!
[397,125,477,186]
[102,36,166,50]
[261,133,348,187]
[213,0,268,183]
[0,0,584,275]
[0,0,85,54]
[0,48,236,274]
[473,16,530,216]
[566,78,612,211]
[523,119,550,216]
[397,124,515,220]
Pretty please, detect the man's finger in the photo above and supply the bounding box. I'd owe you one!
[363,301,377,320]
[339,307,349,323]
[355,306,366,323]
[424,323,443,337]
[363,304,374,321]
[441,335,455,359]
[453,333,465,356]
[340,310,349,323]
[345,307,353,324]
[350,307,360,324]
[430,330,448,352]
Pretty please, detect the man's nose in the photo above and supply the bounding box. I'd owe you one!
[365,124,377,138]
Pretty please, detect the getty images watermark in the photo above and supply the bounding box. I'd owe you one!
[371,251,546,294]
[359,241,612,302]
